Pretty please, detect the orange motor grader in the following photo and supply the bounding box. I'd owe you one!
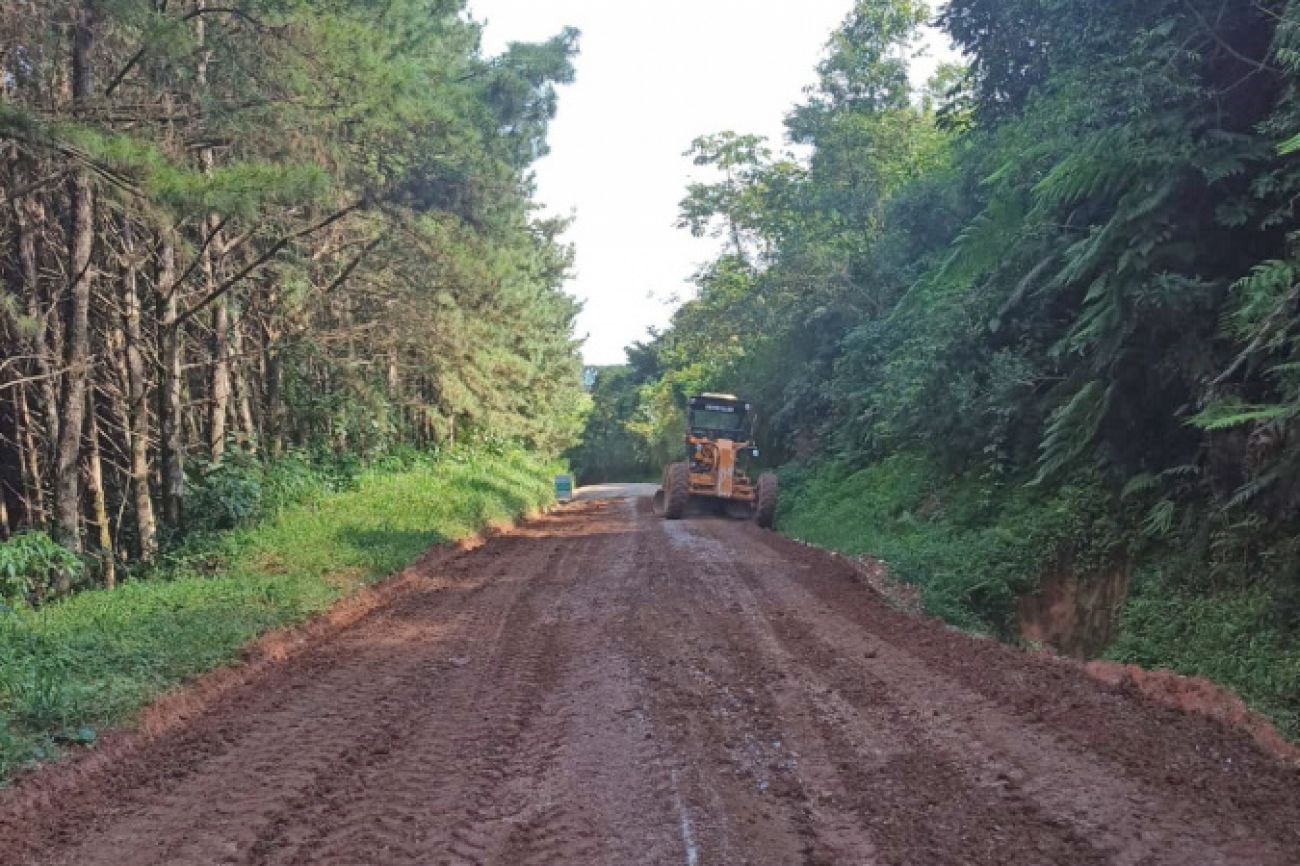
[652,393,778,527]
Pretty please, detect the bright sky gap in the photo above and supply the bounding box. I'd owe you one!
[471,1,959,366]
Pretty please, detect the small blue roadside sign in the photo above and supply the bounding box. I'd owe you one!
[555,474,574,503]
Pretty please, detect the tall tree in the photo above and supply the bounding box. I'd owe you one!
[1,0,586,586]
[52,1,99,551]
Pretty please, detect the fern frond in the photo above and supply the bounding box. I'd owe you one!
[1227,259,1299,340]
[1032,130,1141,210]
[1271,3,1300,73]
[939,193,1027,285]
[1033,380,1110,484]
[1225,474,1279,510]
[1188,400,1291,431]
[1158,464,1201,480]
[1121,473,1157,499]
[1141,499,1176,537]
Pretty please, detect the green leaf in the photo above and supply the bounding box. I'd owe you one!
[1187,401,1291,431]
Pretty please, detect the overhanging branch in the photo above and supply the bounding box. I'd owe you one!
[171,201,363,328]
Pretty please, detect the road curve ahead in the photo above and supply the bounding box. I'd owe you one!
[3,485,1299,866]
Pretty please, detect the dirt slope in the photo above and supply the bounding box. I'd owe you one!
[2,489,1298,866]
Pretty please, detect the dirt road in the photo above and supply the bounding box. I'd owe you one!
[4,485,1299,866]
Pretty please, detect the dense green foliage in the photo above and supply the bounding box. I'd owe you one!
[0,447,556,779]
[1111,566,1300,737]
[0,533,84,607]
[583,0,1300,732]
[0,1,586,586]
[565,367,656,484]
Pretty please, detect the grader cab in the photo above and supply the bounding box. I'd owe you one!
[652,393,778,527]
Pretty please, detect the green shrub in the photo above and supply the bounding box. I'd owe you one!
[370,443,437,474]
[260,451,329,513]
[187,454,266,533]
[0,533,84,606]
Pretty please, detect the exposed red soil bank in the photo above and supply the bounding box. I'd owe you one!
[1084,660,1300,764]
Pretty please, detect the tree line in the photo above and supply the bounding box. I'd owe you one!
[584,0,1300,627]
[0,1,586,584]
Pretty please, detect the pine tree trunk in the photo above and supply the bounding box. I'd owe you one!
[0,380,15,540]
[231,323,258,452]
[11,165,58,456]
[122,219,158,561]
[184,377,201,453]
[15,386,45,527]
[263,297,285,457]
[159,239,185,529]
[208,291,231,461]
[53,2,97,552]
[193,3,231,464]
[267,347,284,457]
[85,388,115,588]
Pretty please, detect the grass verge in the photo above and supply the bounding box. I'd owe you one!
[777,454,1120,635]
[1106,565,1300,738]
[0,449,556,780]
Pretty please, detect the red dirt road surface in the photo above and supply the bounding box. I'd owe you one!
[3,484,1300,866]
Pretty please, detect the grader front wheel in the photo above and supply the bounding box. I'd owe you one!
[754,472,778,528]
[663,462,690,520]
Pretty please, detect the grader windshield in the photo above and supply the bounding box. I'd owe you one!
[688,395,749,439]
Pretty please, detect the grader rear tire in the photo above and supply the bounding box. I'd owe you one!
[663,462,690,520]
[754,472,778,529]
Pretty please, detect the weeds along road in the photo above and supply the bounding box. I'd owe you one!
[4,484,1300,866]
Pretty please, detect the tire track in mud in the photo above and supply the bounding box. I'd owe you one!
[436,552,585,866]
[654,519,1103,866]
[724,520,1300,861]
[3,488,1299,866]
[632,527,868,865]
[534,525,692,866]
[702,517,1300,865]
[748,577,1267,865]
[248,502,659,866]
[43,530,573,866]
[264,534,577,866]
[274,522,605,866]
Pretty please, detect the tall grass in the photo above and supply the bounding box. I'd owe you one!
[1107,565,1300,738]
[0,449,556,780]
[777,454,1120,634]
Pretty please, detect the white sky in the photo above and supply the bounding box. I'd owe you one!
[471,1,958,366]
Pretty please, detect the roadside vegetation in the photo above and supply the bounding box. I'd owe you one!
[567,366,659,484]
[0,0,586,575]
[777,455,1122,635]
[0,447,557,780]
[584,0,1300,737]
[0,2,584,780]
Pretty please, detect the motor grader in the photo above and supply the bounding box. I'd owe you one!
[652,393,778,527]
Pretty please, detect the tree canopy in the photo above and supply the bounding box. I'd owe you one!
[0,1,586,569]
